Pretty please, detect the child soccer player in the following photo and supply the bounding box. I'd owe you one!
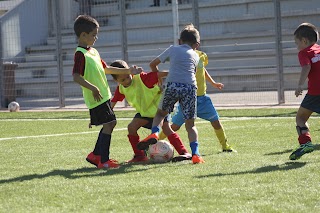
[72,15,139,169]
[289,22,320,160]
[158,50,236,153]
[110,60,192,163]
[137,23,205,164]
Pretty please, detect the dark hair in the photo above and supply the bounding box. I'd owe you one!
[294,22,319,43]
[74,15,99,37]
[180,23,200,44]
[109,60,129,80]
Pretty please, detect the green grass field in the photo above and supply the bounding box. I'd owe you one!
[1,108,320,212]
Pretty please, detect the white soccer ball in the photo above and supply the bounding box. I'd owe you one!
[149,140,174,163]
[8,101,20,112]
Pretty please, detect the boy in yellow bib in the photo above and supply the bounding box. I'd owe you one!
[110,60,192,163]
[72,15,140,169]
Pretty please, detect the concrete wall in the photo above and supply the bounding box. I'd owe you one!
[0,0,48,61]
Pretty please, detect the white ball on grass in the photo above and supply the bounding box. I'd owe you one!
[8,101,20,112]
[149,140,174,163]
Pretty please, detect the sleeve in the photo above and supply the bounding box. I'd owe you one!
[101,59,107,68]
[298,50,311,66]
[158,45,172,63]
[140,72,159,88]
[111,86,125,102]
[72,51,85,76]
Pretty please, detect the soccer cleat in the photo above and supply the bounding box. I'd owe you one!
[126,155,149,164]
[97,159,120,169]
[222,144,237,153]
[289,141,314,160]
[172,153,192,162]
[137,133,159,150]
[192,155,205,164]
[86,152,101,167]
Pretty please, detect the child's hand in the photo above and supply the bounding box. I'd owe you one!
[214,82,224,90]
[295,86,303,97]
[92,86,103,102]
[130,65,143,75]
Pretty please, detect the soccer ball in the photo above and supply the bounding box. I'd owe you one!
[8,101,20,112]
[149,140,174,163]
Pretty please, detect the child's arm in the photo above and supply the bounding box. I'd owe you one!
[105,65,142,75]
[295,64,311,97]
[73,73,103,101]
[204,68,224,90]
[157,71,168,86]
[157,70,168,78]
[110,86,124,109]
[150,58,161,72]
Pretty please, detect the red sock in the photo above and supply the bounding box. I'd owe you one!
[298,132,312,145]
[128,135,145,157]
[167,132,189,155]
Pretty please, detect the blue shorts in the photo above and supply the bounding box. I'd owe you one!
[172,94,219,126]
[301,94,320,114]
[159,82,197,120]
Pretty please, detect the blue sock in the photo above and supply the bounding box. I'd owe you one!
[190,141,200,156]
[151,126,160,134]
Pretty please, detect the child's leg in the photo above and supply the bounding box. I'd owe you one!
[99,121,116,163]
[162,119,189,155]
[126,117,150,163]
[196,94,234,152]
[186,118,204,164]
[159,104,184,140]
[127,118,148,156]
[151,109,167,134]
[289,106,314,160]
[211,120,236,152]
[185,118,198,154]
[86,128,102,167]
[296,107,313,144]
[138,109,167,150]
[88,100,119,168]
[178,83,204,163]
[93,128,102,155]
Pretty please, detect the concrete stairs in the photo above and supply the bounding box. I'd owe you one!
[14,0,320,97]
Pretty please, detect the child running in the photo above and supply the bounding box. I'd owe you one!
[289,22,320,160]
[72,15,139,169]
[137,23,205,164]
[158,50,236,153]
[110,60,192,163]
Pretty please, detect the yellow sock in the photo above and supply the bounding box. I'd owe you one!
[214,128,228,149]
[158,131,167,140]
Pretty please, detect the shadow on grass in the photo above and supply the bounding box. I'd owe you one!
[264,149,293,156]
[265,144,320,156]
[0,163,148,185]
[196,162,306,178]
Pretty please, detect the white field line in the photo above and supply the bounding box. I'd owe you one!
[0,128,127,141]
[1,116,316,141]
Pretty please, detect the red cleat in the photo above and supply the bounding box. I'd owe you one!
[86,152,101,167]
[137,133,159,150]
[97,159,120,169]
